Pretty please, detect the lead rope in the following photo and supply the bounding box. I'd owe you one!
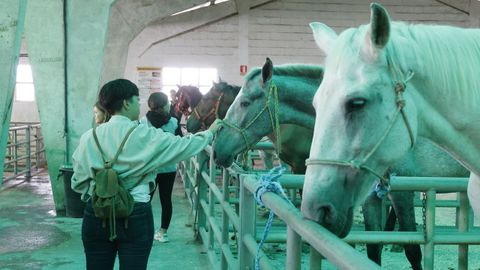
[253,166,291,270]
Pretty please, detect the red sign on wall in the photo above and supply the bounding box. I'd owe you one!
[240,65,248,76]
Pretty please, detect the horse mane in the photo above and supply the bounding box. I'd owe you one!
[178,85,203,107]
[392,23,480,107]
[336,22,480,109]
[215,81,241,96]
[246,64,324,84]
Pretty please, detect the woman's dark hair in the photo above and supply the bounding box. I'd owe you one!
[148,92,168,111]
[146,92,171,128]
[98,79,139,115]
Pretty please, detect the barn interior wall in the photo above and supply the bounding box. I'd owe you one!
[126,0,470,110]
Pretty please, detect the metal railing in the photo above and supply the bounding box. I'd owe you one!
[240,174,380,270]
[179,144,379,269]
[179,143,480,270]
[3,123,46,181]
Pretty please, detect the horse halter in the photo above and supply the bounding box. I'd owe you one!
[176,91,191,116]
[305,57,415,188]
[220,82,282,155]
[192,92,224,130]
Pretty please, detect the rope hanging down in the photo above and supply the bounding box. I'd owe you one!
[253,166,293,270]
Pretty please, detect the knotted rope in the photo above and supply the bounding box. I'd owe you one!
[253,166,292,270]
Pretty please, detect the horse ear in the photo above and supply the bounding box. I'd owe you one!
[369,3,390,49]
[362,3,391,61]
[262,57,273,83]
[310,22,337,55]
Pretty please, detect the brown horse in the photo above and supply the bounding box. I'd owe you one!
[186,80,240,133]
[172,85,203,119]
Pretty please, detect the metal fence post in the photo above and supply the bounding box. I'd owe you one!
[25,126,31,179]
[424,189,436,270]
[208,152,216,250]
[221,167,230,270]
[196,153,209,241]
[309,247,322,270]
[457,191,469,270]
[13,130,18,175]
[286,226,301,270]
[239,174,255,270]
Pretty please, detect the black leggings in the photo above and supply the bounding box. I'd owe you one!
[155,172,176,230]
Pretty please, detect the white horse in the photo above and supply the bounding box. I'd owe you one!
[302,3,480,238]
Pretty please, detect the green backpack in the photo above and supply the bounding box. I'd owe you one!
[91,125,143,241]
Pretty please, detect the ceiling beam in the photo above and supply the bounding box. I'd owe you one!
[435,0,470,14]
[136,0,274,57]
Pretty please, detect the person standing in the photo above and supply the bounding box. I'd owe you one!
[93,101,111,125]
[140,92,177,243]
[71,79,221,270]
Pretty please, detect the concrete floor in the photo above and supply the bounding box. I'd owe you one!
[0,172,210,270]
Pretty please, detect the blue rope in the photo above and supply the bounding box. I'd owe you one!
[253,166,292,270]
[374,182,389,199]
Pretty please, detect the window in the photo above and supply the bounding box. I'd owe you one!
[162,67,218,97]
[15,64,35,102]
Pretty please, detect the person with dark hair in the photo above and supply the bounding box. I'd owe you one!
[93,101,111,125]
[139,92,177,243]
[71,79,221,270]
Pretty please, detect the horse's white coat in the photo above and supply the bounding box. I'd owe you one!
[304,4,480,235]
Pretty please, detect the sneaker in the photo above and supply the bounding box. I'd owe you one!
[154,230,169,243]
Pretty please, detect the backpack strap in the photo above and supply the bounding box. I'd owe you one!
[92,126,107,164]
[92,124,146,190]
[92,125,137,167]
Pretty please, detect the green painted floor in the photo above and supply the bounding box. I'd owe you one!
[0,172,210,270]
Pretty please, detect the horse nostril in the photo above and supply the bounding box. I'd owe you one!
[315,204,335,225]
[321,204,334,223]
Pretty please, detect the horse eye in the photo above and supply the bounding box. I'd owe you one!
[345,98,367,113]
[240,101,250,107]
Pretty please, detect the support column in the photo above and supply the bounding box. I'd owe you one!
[65,0,115,163]
[24,0,66,213]
[0,0,27,188]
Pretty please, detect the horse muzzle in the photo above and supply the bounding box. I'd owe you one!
[301,201,354,238]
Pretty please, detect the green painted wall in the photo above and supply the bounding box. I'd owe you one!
[25,0,66,212]
[0,0,27,188]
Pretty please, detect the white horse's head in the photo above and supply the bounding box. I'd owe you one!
[302,3,419,237]
[213,58,277,167]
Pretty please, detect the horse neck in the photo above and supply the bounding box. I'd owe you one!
[390,25,480,174]
[411,79,480,175]
[272,75,318,129]
[218,89,238,119]
[189,91,203,108]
